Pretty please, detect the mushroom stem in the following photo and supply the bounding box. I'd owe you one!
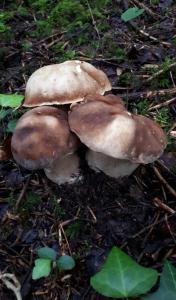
[86,150,139,178]
[44,153,80,185]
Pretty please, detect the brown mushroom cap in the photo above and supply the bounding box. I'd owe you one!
[23,60,111,107]
[11,106,78,170]
[69,94,167,164]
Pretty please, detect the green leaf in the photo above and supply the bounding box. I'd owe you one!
[37,247,57,261]
[0,94,24,108]
[32,258,51,280]
[142,261,176,300]
[6,119,18,132]
[121,7,144,22]
[57,255,75,271]
[0,108,12,120]
[90,247,158,298]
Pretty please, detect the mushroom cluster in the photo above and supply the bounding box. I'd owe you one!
[11,60,167,184]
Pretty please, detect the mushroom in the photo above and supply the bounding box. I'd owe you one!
[11,106,80,184]
[23,60,111,107]
[86,151,139,179]
[68,94,167,178]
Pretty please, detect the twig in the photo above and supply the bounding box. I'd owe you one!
[86,0,100,40]
[15,175,31,210]
[170,71,176,87]
[115,87,176,100]
[137,212,160,262]
[146,61,176,83]
[0,272,22,300]
[131,0,159,20]
[138,29,171,47]
[165,214,176,244]
[153,166,176,198]
[148,97,176,111]
[59,224,72,256]
[87,206,97,223]
[60,217,78,228]
[131,213,175,240]
[121,213,176,249]
[46,35,64,49]
[34,31,66,46]
[122,0,170,47]
[153,197,175,214]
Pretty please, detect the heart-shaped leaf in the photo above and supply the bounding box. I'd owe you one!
[0,94,24,108]
[142,260,176,300]
[37,247,57,261]
[90,247,158,298]
[57,255,75,271]
[6,119,18,132]
[121,7,144,22]
[32,258,51,280]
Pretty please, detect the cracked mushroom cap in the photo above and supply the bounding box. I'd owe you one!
[11,106,78,170]
[23,60,111,107]
[68,94,167,164]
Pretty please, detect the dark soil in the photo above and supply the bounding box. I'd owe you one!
[0,1,176,299]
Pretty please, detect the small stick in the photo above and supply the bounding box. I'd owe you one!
[34,31,66,45]
[59,224,72,256]
[115,87,176,100]
[86,0,100,40]
[15,176,31,210]
[148,97,176,111]
[131,0,159,20]
[122,0,170,47]
[87,206,97,223]
[170,71,176,87]
[0,272,22,300]
[153,166,176,198]
[132,213,175,240]
[153,197,175,214]
[139,29,171,47]
[146,61,176,83]
[121,213,176,249]
[60,217,78,228]
[165,214,176,244]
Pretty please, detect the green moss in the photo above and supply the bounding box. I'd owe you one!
[136,99,150,116]
[154,107,170,130]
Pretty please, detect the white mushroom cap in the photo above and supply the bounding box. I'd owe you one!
[23,60,111,107]
[69,94,167,165]
[86,150,139,178]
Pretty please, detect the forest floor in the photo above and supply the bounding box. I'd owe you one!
[0,0,176,299]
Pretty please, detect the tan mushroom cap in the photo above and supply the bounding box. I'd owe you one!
[11,106,78,170]
[68,94,167,164]
[23,60,111,107]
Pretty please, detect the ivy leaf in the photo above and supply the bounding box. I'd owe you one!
[0,108,12,120]
[37,247,57,261]
[142,261,176,300]
[90,247,158,298]
[121,7,144,22]
[57,255,75,271]
[0,94,24,108]
[32,258,51,280]
[6,119,18,132]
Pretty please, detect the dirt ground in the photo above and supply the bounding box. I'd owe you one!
[0,1,176,299]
